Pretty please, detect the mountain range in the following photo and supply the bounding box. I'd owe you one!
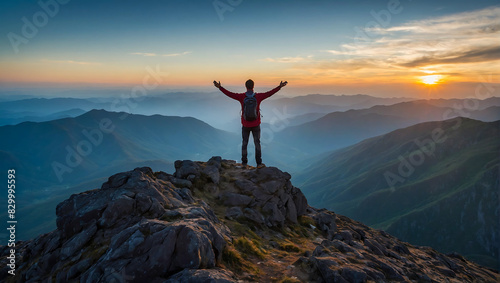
[276,100,500,155]
[0,108,86,125]
[0,93,417,130]
[295,118,500,269]
[0,110,239,240]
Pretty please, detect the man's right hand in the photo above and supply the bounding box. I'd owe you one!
[279,81,288,88]
[213,81,221,88]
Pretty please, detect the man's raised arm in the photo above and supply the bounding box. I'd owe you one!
[260,81,288,100]
[213,80,240,100]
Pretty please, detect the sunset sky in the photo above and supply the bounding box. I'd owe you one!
[0,0,499,98]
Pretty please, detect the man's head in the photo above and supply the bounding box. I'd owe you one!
[245,79,254,90]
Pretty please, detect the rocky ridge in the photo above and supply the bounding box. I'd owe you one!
[1,157,498,282]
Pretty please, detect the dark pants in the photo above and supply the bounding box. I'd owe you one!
[242,125,261,165]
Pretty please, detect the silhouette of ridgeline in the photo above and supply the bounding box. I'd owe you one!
[1,157,498,282]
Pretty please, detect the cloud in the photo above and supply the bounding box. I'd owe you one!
[163,51,192,57]
[385,6,500,36]
[321,5,500,72]
[130,52,157,57]
[262,56,308,63]
[42,59,101,65]
[131,51,192,57]
[400,46,500,67]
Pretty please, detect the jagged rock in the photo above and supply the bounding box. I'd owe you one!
[298,212,500,282]
[340,266,368,282]
[285,196,298,223]
[169,177,193,189]
[79,218,229,282]
[66,258,92,280]
[175,160,201,180]
[234,179,258,194]
[291,185,308,216]
[221,192,252,207]
[174,156,222,186]
[337,230,353,244]
[263,201,286,227]
[313,209,337,240]
[243,208,265,225]
[203,156,222,184]
[393,244,411,255]
[176,187,195,203]
[1,162,234,282]
[331,239,357,254]
[311,257,343,282]
[225,207,243,219]
[233,166,308,227]
[0,157,498,282]
[60,220,97,260]
[207,156,222,168]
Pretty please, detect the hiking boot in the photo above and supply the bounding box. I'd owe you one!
[257,163,266,169]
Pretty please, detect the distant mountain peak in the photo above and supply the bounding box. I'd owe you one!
[1,157,498,282]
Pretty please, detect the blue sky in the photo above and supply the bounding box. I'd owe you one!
[0,0,499,97]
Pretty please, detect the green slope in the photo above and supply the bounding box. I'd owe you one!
[296,117,500,269]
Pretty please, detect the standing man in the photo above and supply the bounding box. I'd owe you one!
[213,79,288,168]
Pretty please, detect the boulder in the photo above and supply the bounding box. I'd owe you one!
[175,160,201,180]
[220,192,252,207]
[243,208,265,225]
[312,210,337,240]
[225,206,243,220]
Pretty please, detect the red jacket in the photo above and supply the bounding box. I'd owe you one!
[220,86,282,127]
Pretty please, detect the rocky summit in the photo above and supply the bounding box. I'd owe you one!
[1,157,498,282]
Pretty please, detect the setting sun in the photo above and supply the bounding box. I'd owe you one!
[420,75,443,85]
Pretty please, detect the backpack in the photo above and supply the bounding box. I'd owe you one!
[243,91,258,121]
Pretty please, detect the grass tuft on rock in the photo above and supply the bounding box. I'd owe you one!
[234,236,266,260]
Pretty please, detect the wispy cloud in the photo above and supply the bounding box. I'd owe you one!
[130,51,192,57]
[130,52,157,57]
[385,7,500,35]
[262,56,309,63]
[400,46,500,67]
[273,6,500,80]
[163,51,192,57]
[42,59,101,65]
